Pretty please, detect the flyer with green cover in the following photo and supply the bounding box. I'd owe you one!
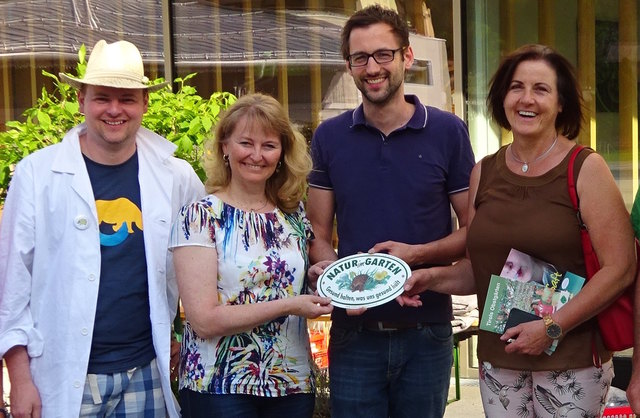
[479,249,586,355]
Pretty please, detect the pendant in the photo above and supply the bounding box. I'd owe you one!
[521,163,529,173]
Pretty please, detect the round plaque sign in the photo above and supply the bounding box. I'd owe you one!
[317,253,411,309]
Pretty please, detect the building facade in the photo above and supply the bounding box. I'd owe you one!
[3,1,638,208]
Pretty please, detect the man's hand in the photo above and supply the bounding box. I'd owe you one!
[308,260,334,292]
[5,346,42,418]
[369,241,419,266]
[10,378,42,418]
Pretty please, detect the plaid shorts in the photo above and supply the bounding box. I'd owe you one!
[79,358,167,417]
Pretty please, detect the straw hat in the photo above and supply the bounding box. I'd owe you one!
[59,40,169,92]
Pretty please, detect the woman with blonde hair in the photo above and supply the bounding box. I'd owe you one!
[170,93,333,417]
[204,93,314,213]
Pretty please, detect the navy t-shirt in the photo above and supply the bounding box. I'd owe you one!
[84,151,155,373]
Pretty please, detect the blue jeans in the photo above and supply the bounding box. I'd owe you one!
[179,390,315,418]
[328,323,453,418]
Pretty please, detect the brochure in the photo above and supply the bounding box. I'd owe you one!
[480,249,586,354]
[499,248,559,287]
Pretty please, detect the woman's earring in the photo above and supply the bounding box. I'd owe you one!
[276,161,282,173]
[223,154,229,167]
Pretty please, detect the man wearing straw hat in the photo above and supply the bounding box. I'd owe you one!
[0,40,204,417]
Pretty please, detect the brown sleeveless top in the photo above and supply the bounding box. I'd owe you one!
[468,144,610,370]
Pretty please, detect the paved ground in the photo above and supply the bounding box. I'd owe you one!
[445,378,485,417]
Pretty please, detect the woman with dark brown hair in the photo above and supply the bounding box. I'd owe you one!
[401,44,635,416]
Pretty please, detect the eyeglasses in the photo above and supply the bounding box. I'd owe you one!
[347,47,406,67]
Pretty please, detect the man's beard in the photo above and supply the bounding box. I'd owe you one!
[356,73,403,105]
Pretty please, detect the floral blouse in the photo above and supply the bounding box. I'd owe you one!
[169,194,315,396]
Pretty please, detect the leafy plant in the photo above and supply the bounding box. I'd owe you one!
[313,364,331,418]
[145,74,235,180]
[0,44,236,203]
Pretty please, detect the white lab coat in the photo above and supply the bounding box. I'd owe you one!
[0,123,204,417]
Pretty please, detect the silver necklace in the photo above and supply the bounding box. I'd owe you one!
[508,135,558,173]
[228,193,269,212]
[247,200,269,212]
[237,199,268,212]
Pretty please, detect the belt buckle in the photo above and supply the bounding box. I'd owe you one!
[376,321,399,331]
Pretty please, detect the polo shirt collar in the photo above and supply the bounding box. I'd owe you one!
[351,94,428,130]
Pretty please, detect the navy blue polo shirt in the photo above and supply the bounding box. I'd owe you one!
[309,95,475,325]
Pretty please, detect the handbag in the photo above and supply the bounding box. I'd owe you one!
[567,145,636,353]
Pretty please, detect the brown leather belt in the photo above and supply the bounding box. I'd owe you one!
[362,321,425,331]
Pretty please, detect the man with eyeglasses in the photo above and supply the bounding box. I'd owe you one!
[306,5,475,418]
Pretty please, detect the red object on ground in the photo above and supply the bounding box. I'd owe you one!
[602,406,635,418]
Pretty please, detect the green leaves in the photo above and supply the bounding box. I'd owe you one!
[0,47,236,204]
[36,110,51,128]
[143,74,236,182]
[0,67,84,201]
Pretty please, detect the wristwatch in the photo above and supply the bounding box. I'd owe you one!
[543,315,563,340]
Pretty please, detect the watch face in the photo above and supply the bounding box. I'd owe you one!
[546,323,562,339]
